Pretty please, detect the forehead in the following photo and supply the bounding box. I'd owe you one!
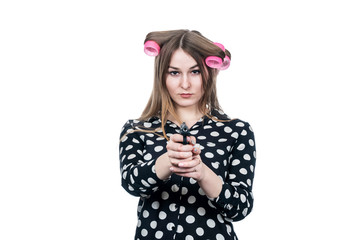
[169,49,197,68]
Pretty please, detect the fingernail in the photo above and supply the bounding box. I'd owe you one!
[170,167,174,171]
[179,163,184,167]
[191,140,195,145]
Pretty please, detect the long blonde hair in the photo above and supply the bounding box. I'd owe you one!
[137,29,231,139]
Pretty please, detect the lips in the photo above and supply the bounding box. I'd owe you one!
[180,93,192,98]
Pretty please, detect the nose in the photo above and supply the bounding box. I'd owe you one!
[180,74,190,90]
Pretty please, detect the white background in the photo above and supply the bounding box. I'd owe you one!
[1,0,359,239]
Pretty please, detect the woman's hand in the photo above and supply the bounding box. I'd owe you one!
[156,133,222,198]
[155,133,198,180]
[167,134,205,181]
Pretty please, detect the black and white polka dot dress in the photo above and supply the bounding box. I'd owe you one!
[119,110,256,240]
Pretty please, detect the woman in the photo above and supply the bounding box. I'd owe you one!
[119,29,256,240]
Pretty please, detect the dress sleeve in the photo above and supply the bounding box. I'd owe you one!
[209,121,256,222]
[119,120,166,198]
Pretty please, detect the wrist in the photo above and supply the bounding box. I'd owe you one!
[197,164,223,198]
[197,162,208,183]
[155,152,172,180]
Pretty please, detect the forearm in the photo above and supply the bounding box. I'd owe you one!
[197,164,223,198]
[121,158,167,197]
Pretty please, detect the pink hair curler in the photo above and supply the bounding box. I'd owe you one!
[213,42,225,52]
[205,42,231,70]
[220,55,231,70]
[144,40,160,56]
[205,56,223,69]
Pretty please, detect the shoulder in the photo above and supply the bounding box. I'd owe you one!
[229,118,252,129]
[120,119,137,138]
[209,109,254,136]
[210,109,231,121]
[120,117,162,137]
[211,109,252,128]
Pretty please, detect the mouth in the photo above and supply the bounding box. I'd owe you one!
[179,93,193,98]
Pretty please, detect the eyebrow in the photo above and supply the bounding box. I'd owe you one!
[168,64,199,70]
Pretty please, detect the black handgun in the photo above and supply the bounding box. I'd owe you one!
[179,122,190,145]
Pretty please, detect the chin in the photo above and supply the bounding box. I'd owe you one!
[175,102,199,108]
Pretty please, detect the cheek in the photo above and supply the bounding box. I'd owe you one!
[165,78,175,95]
[195,77,204,95]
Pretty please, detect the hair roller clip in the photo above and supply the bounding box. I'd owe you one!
[205,56,223,69]
[205,42,231,70]
[144,40,160,56]
[220,55,231,70]
[213,42,225,52]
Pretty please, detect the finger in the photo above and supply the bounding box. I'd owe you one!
[172,160,205,181]
[178,157,201,168]
[170,134,188,144]
[192,143,201,155]
[167,140,194,152]
[169,157,193,167]
[170,166,197,173]
[167,150,193,160]
[188,136,196,145]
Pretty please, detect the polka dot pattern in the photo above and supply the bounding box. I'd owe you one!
[119,110,256,239]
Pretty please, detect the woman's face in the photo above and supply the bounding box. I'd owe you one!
[166,49,204,111]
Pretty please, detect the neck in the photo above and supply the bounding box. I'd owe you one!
[168,106,203,128]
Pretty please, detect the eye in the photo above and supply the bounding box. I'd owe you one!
[191,69,201,75]
[169,71,180,76]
